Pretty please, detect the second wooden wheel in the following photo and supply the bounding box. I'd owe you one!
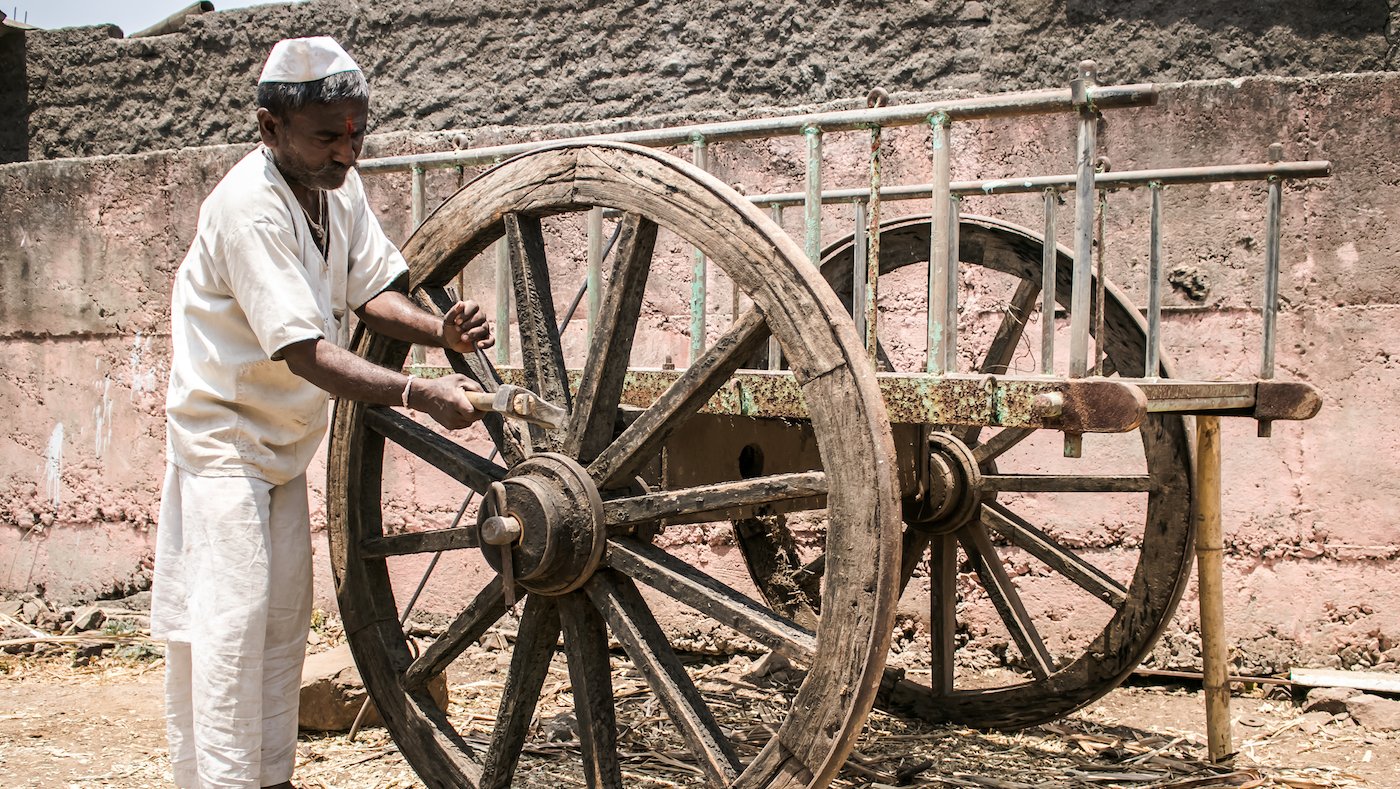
[326,142,902,787]
[737,214,1195,730]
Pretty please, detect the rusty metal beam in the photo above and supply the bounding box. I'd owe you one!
[590,369,1145,431]
[411,366,1142,432]
[410,365,1323,429]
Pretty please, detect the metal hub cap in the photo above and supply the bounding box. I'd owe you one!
[905,431,987,534]
[477,452,606,596]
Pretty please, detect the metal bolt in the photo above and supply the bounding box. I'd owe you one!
[481,514,522,546]
[1032,392,1065,419]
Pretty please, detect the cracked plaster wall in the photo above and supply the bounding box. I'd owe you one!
[1,0,1395,163]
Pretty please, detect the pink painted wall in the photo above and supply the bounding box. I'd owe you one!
[1,73,1396,674]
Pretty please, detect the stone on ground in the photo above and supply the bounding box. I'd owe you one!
[67,605,106,633]
[299,643,447,731]
[1304,685,1361,714]
[1345,693,1400,731]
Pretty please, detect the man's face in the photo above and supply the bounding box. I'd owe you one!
[258,98,369,192]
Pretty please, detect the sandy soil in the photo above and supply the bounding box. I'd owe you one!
[0,646,1395,789]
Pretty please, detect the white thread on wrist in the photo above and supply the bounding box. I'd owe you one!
[401,375,416,410]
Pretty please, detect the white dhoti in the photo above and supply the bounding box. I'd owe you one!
[151,463,313,788]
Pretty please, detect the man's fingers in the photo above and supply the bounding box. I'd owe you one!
[449,301,483,325]
[426,375,488,430]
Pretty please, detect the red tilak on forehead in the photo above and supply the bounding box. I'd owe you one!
[345,116,355,135]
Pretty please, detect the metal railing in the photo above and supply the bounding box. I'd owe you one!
[361,62,1329,420]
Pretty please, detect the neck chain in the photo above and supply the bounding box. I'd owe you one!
[301,190,328,256]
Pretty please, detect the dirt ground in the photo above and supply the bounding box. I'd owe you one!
[0,642,1395,789]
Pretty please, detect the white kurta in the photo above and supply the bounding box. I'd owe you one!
[163,145,407,487]
[153,146,407,788]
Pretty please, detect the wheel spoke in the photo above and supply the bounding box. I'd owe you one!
[361,527,478,558]
[403,577,510,690]
[897,529,932,596]
[480,595,561,789]
[586,571,741,787]
[971,427,1036,466]
[566,213,658,463]
[557,591,624,789]
[981,474,1154,493]
[418,284,527,466]
[960,278,1040,445]
[606,536,816,662]
[364,407,505,493]
[982,502,1127,606]
[980,279,1041,376]
[506,212,572,452]
[606,472,827,529]
[956,523,1056,680]
[588,309,770,489]
[735,513,820,627]
[928,532,957,696]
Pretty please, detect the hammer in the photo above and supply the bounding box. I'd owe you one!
[462,383,567,430]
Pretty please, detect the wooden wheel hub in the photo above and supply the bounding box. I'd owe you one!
[905,432,985,534]
[479,452,606,596]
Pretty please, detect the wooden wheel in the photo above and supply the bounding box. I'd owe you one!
[737,214,1194,730]
[326,142,902,788]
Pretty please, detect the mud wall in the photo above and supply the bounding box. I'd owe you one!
[2,73,1399,672]
[3,0,1396,163]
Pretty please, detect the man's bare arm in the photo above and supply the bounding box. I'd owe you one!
[280,338,483,429]
[356,289,493,353]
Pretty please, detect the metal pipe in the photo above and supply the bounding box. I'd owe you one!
[1146,183,1164,378]
[803,125,823,265]
[129,1,212,37]
[852,201,868,346]
[494,239,511,365]
[738,160,1332,207]
[587,207,604,343]
[1261,145,1284,381]
[945,195,962,372]
[1094,188,1107,376]
[358,83,1160,174]
[411,165,426,228]
[927,113,952,374]
[1041,188,1058,375]
[768,204,785,371]
[866,121,884,363]
[691,135,709,363]
[410,165,429,367]
[1069,62,1098,380]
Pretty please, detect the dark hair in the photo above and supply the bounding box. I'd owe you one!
[256,70,370,118]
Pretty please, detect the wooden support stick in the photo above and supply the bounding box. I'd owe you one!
[1194,415,1232,762]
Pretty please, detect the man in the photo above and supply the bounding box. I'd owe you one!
[150,37,489,788]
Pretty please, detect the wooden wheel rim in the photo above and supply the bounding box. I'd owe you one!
[740,213,1194,730]
[327,142,902,787]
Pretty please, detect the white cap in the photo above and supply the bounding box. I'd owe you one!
[258,36,360,84]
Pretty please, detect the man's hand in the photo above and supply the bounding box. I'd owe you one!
[410,374,489,430]
[441,300,494,354]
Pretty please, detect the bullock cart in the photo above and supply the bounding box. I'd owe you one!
[327,62,1326,786]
